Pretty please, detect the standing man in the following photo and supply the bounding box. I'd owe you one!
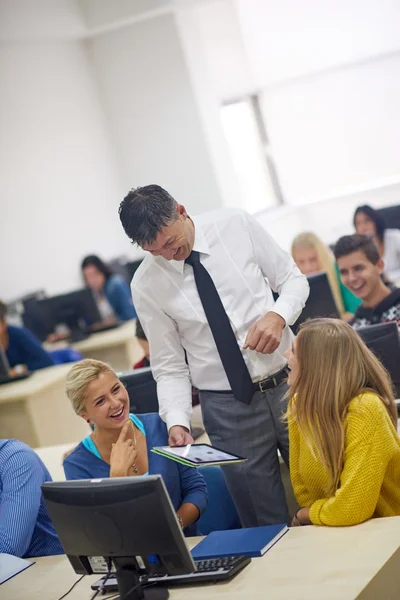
[119,185,309,526]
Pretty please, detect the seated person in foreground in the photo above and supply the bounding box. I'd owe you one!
[0,439,63,557]
[285,318,400,527]
[291,232,360,319]
[81,255,137,323]
[0,300,54,372]
[333,235,400,331]
[63,359,208,535]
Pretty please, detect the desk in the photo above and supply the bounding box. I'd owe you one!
[3,517,400,600]
[0,364,89,448]
[72,321,143,372]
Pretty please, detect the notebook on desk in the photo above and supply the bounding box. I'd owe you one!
[191,524,289,560]
[0,554,34,585]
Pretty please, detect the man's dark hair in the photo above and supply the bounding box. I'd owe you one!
[333,234,381,265]
[0,300,7,321]
[353,204,386,243]
[135,318,147,341]
[81,255,112,280]
[119,185,178,246]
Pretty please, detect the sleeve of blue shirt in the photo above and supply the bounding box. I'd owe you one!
[0,446,44,557]
[104,275,137,321]
[177,462,208,517]
[7,326,55,371]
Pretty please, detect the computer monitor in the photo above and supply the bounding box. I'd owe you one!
[292,272,339,335]
[42,476,195,600]
[27,288,102,342]
[357,322,400,400]
[22,297,55,342]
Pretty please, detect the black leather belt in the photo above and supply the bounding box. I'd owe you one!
[204,367,289,395]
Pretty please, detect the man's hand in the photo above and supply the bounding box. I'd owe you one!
[243,312,285,354]
[168,426,194,447]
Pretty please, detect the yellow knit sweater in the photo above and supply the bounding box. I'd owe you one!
[289,392,400,526]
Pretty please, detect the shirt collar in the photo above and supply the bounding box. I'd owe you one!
[168,216,210,274]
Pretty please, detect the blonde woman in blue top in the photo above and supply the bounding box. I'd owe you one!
[63,359,207,536]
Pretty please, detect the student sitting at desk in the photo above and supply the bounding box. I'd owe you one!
[291,232,360,320]
[63,359,208,535]
[0,439,63,557]
[285,318,400,527]
[0,301,54,372]
[334,235,400,331]
[81,255,137,323]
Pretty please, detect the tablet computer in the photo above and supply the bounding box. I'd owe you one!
[151,444,247,467]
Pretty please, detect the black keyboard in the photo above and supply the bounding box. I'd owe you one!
[91,555,251,591]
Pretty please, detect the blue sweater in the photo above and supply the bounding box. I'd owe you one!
[63,413,208,536]
[104,274,137,321]
[0,439,63,558]
[6,326,55,371]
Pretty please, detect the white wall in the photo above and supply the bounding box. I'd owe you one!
[0,40,132,301]
[87,13,222,215]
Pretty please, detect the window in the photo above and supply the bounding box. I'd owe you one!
[220,95,284,213]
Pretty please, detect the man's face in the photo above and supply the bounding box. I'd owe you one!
[337,251,384,301]
[142,205,194,261]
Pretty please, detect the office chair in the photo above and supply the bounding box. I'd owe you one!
[50,348,83,365]
[119,367,159,414]
[357,322,400,405]
[197,466,241,534]
[292,272,339,335]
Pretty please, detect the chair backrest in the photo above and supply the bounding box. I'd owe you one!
[197,466,241,534]
[292,272,339,335]
[377,205,400,231]
[357,322,400,399]
[50,348,83,365]
[119,367,159,414]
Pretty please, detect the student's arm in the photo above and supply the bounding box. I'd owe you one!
[132,289,193,435]
[15,327,54,371]
[288,417,314,508]
[309,400,396,526]
[244,212,309,326]
[176,463,208,528]
[0,447,43,557]
[106,277,137,321]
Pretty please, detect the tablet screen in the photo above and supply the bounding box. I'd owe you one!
[155,444,244,464]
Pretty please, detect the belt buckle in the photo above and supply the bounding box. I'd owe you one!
[258,375,277,393]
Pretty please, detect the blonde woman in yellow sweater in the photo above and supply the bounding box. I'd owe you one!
[285,318,400,527]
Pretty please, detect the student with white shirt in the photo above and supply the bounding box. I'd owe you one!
[118,185,309,526]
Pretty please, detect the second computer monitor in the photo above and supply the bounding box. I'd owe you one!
[292,272,339,335]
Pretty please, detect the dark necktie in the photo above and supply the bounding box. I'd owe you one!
[185,250,254,404]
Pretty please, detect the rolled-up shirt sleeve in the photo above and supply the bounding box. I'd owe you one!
[132,289,193,432]
[244,212,309,326]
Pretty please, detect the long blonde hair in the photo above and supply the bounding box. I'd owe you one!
[291,232,344,315]
[65,359,115,416]
[288,318,397,495]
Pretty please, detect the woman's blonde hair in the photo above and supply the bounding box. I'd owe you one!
[65,359,116,415]
[288,318,397,495]
[291,232,344,315]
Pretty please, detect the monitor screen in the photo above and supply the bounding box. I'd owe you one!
[292,272,339,335]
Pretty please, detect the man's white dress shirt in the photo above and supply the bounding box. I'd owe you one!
[132,209,309,431]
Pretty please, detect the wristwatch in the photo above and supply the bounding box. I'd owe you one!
[177,514,184,530]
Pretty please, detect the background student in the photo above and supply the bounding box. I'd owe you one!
[63,359,208,536]
[286,318,400,527]
[291,232,360,319]
[81,255,137,323]
[0,300,54,373]
[353,205,400,282]
[334,234,400,331]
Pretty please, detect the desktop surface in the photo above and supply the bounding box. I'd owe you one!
[3,517,400,600]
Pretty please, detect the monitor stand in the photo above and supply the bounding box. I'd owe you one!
[115,562,169,600]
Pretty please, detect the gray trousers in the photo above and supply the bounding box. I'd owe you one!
[199,381,290,527]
